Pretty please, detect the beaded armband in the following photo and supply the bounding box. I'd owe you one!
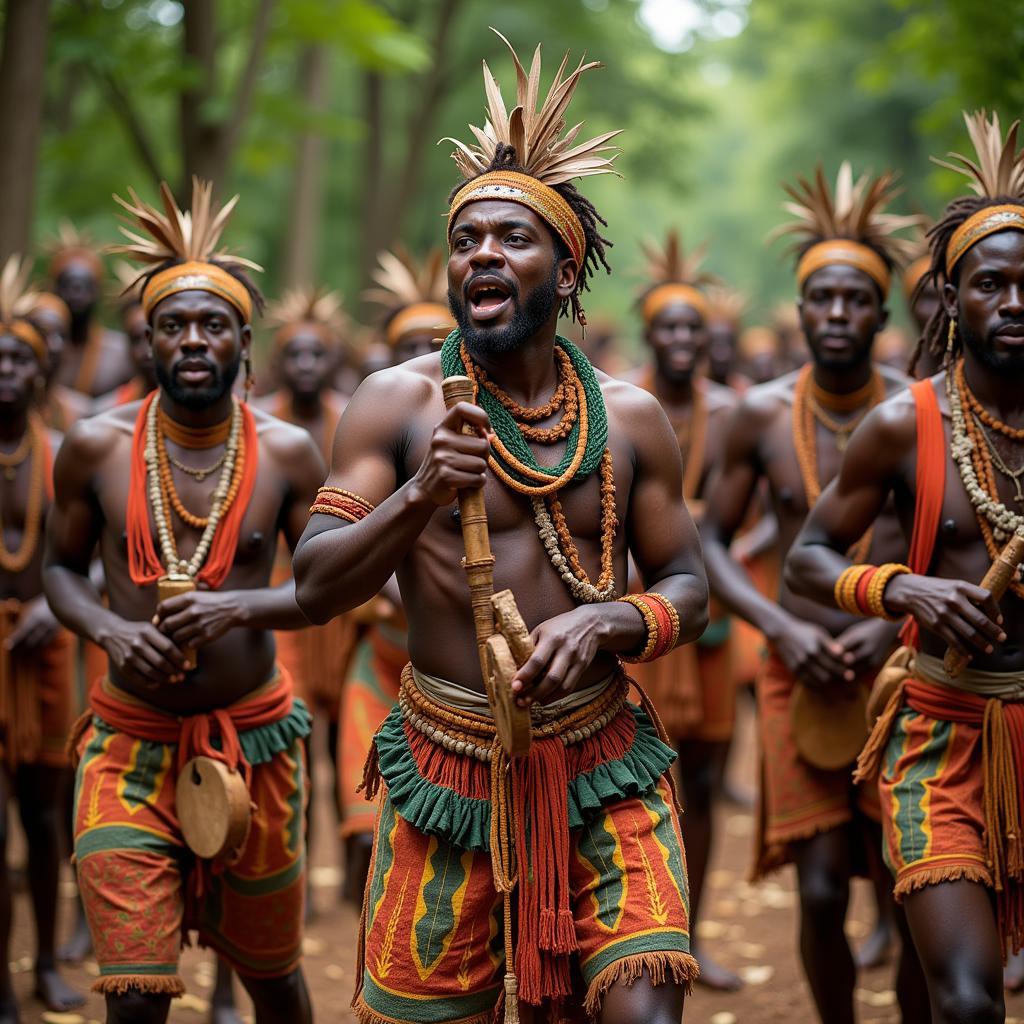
[617,592,681,663]
[834,562,909,620]
[309,486,375,523]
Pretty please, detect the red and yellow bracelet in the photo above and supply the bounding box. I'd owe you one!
[834,562,909,619]
[617,592,681,663]
[309,486,375,524]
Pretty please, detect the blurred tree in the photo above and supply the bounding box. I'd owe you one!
[0,0,53,261]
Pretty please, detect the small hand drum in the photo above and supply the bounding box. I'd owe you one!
[177,756,250,860]
[791,683,869,771]
[865,645,913,727]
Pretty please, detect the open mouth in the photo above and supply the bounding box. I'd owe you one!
[467,277,513,322]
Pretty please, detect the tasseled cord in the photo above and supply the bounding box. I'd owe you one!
[489,737,521,1024]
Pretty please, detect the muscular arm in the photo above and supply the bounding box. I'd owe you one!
[293,369,490,624]
[699,394,790,637]
[786,394,1003,656]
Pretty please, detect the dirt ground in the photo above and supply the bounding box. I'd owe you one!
[7,701,1024,1023]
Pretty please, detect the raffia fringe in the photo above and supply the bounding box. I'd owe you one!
[582,951,699,1016]
[92,973,185,997]
[351,993,493,1024]
[853,681,906,784]
[894,862,992,902]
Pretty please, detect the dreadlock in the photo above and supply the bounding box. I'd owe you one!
[446,142,612,324]
[134,256,265,324]
[908,194,1016,375]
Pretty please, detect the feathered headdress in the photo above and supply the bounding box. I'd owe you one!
[705,284,748,326]
[0,256,48,364]
[110,259,145,305]
[939,111,1024,274]
[47,220,104,281]
[774,162,921,296]
[364,246,454,347]
[638,230,715,324]
[443,29,620,188]
[443,30,620,324]
[265,286,348,350]
[109,177,262,322]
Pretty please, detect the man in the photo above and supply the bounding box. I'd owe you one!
[904,227,945,379]
[294,35,707,1023]
[627,231,741,991]
[336,247,456,905]
[254,287,356,903]
[47,224,134,397]
[93,262,157,408]
[699,163,924,1023]
[704,284,750,390]
[29,292,94,431]
[0,258,83,1022]
[787,110,1024,1024]
[43,180,323,1024]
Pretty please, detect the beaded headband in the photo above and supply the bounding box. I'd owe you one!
[641,283,709,324]
[796,239,891,296]
[386,302,454,347]
[448,170,585,267]
[946,204,1024,274]
[0,320,48,365]
[142,261,253,324]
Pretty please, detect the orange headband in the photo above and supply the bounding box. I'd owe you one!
[642,283,709,325]
[273,320,338,351]
[946,204,1024,275]
[386,302,455,347]
[142,261,253,323]
[448,171,585,267]
[796,240,891,296]
[32,292,71,329]
[903,255,932,298]
[49,247,104,282]
[0,320,49,365]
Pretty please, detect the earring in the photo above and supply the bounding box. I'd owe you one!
[946,318,957,363]
[244,353,255,404]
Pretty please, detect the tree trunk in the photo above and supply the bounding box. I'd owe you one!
[282,45,329,288]
[357,70,385,299]
[0,0,53,262]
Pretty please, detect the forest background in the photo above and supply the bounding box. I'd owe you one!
[1,0,1021,353]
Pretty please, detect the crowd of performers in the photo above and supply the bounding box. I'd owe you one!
[1,31,1023,1024]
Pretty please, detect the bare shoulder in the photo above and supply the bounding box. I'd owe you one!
[878,361,913,395]
[347,351,443,416]
[705,378,738,414]
[61,403,136,461]
[251,405,318,454]
[858,380,919,453]
[733,369,799,424]
[598,370,667,426]
[251,391,280,414]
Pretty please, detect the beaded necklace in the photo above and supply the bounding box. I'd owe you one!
[145,397,244,578]
[443,331,618,602]
[639,368,708,502]
[793,363,882,562]
[948,359,1024,597]
[0,413,46,573]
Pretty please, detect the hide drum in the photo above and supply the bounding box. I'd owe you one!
[791,683,869,771]
[177,756,250,860]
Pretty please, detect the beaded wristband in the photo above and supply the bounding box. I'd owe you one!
[834,564,872,615]
[617,592,681,663]
[866,562,911,620]
[309,486,376,523]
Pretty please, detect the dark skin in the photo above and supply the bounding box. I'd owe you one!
[706,318,746,389]
[294,200,708,1021]
[788,230,1024,1023]
[700,264,925,1024]
[0,335,84,1021]
[52,260,134,397]
[911,280,944,380]
[630,300,740,991]
[393,327,443,367]
[31,305,93,429]
[43,290,323,1024]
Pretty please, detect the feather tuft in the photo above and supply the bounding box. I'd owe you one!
[933,110,1024,199]
[640,229,716,289]
[265,286,348,339]
[0,256,40,324]
[363,245,448,313]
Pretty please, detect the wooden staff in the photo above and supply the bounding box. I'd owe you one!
[944,532,1024,677]
[441,375,532,755]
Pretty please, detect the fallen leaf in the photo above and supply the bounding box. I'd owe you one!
[855,987,896,1007]
[41,1014,86,1024]
[696,919,727,939]
[708,870,735,888]
[710,1014,737,1024]
[310,866,341,888]
[303,937,325,956]
[172,993,211,1014]
[325,963,345,981]
[733,941,766,958]
[739,964,774,985]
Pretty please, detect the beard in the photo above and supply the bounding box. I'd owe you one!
[806,331,876,372]
[449,262,559,358]
[156,352,240,407]
[961,316,1024,376]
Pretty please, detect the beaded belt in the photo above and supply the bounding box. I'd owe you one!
[398,665,628,762]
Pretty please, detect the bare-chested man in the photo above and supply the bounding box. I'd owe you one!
[47,228,133,398]
[294,36,707,1023]
[699,164,926,1023]
[788,111,1024,1024]
[0,259,83,1023]
[43,182,322,1024]
[626,233,741,991]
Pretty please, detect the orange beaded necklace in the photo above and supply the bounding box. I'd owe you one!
[0,413,47,573]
